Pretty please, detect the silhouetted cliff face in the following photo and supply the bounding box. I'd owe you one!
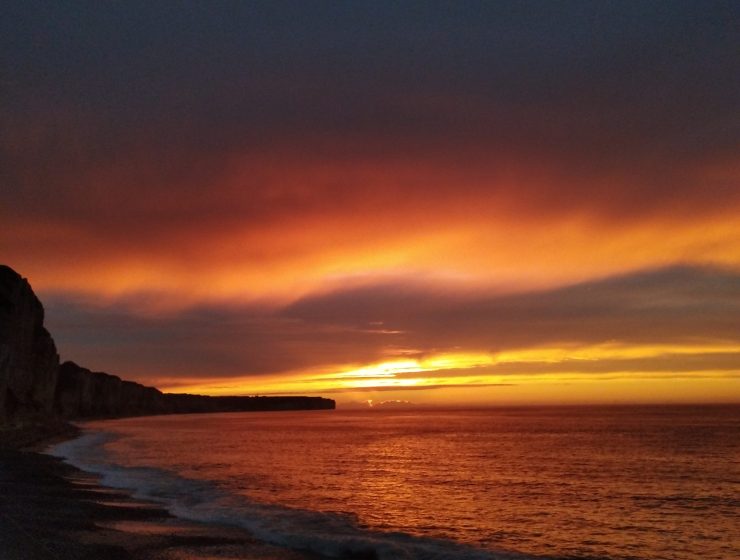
[0,266,59,426]
[165,393,335,414]
[56,361,334,419]
[0,264,334,429]
[55,362,170,419]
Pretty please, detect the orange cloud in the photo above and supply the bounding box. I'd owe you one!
[5,153,740,308]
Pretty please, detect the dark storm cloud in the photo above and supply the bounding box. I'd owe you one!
[2,0,739,243]
[43,265,740,382]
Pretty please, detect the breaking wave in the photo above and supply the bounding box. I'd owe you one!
[48,430,536,560]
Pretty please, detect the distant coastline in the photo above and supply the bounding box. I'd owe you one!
[0,264,334,448]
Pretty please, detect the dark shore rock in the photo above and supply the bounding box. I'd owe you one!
[0,265,59,426]
[0,264,334,437]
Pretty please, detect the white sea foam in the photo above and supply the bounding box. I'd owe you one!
[47,430,535,560]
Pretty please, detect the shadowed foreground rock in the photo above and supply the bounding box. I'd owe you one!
[0,265,60,426]
[0,264,334,435]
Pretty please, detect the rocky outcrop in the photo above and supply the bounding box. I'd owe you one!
[0,266,59,426]
[0,264,335,432]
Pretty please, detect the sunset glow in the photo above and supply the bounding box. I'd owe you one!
[3,2,739,407]
[157,342,740,406]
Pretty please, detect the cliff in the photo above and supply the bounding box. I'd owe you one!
[0,265,334,433]
[0,266,60,426]
[55,362,170,419]
[164,393,336,414]
[56,361,334,419]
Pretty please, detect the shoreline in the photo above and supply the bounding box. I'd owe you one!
[0,425,323,560]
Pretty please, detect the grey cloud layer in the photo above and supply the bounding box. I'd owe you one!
[3,2,739,246]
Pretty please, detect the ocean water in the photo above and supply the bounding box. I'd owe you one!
[49,406,740,560]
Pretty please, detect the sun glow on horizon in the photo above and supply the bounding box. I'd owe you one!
[156,343,740,405]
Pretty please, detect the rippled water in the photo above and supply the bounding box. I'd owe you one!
[52,405,740,559]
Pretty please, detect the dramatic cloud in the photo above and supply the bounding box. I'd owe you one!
[3,3,739,403]
[2,2,740,302]
[290,265,740,349]
[44,266,740,388]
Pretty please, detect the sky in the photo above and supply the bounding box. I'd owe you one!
[2,1,739,407]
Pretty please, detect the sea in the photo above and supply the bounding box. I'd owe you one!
[48,405,740,560]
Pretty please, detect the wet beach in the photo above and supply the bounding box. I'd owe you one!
[0,440,321,560]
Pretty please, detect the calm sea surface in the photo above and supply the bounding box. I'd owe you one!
[51,406,740,560]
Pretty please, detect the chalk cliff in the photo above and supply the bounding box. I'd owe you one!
[0,265,334,431]
[56,361,334,419]
[55,361,169,419]
[0,266,59,426]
